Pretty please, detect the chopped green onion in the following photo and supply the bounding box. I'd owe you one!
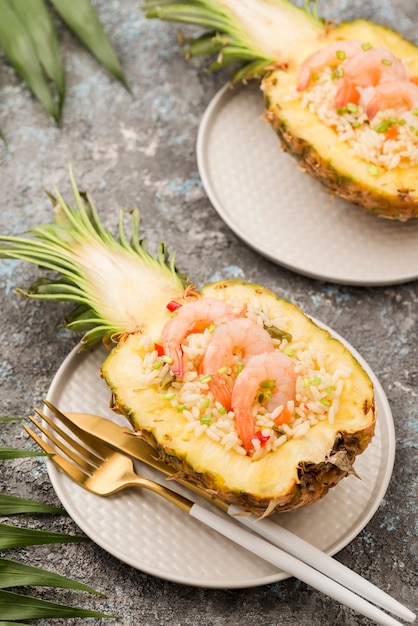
[335,67,344,78]
[336,50,346,60]
[320,399,332,407]
[201,397,210,409]
[302,377,312,388]
[200,415,212,424]
[362,42,372,50]
[413,108,418,116]
[217,406,227,415]
[283,347,295,357]
[336,106,347,115]
[236,363,244,374]
[313,377,322,385]
[217,366,228,375]
[312,72,319,82]
[374,120,393,133]
[163,392,175,401]
[352,121,361,128]
[260,379,275,389]
[152,360,162,370]
[208,323,216,334]
[161,355,173,364]
[399,118,407,126]
[381,59,393,66]
[347,104,359,114]
[368,164,379,177]
[199,374,212,384]
[325,386,336,394]
[177,404,187,411]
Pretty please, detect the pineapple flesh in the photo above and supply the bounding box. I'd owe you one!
[143,0,418,220]
[0,171,376,516]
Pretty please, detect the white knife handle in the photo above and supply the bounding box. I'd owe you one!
[228,505,415,624]
[189,504,404,626]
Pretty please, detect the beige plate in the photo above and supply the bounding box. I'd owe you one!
[45,318,395,588]
[197,83,418,286]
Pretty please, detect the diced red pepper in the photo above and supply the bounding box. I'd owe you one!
[253,431,270,446]
[409,76,418,85]
[167,300,182,312]
[154,343,165,356]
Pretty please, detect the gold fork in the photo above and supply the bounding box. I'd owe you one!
[23,406,415,626]
[23,410,192,512]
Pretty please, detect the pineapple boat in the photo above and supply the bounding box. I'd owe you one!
[0,171,375,516]
[143,0,418,220]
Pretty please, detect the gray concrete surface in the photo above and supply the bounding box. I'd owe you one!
[0,1,417,624]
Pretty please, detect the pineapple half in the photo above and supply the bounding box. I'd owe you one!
[143,0,418,220]
[0,170,375,516]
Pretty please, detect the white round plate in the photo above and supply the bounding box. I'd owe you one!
[197,83,418,286]
[46,324,395,588]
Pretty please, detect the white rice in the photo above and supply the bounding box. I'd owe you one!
[291,67,418,171]
[133,300,351,459]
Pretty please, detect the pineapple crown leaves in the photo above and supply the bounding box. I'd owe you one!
[0,165,189,348]
[142,0,324,82]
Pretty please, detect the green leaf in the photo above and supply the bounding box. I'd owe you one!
[0,621,29,625]
[0,417,25,422]
[0,589,117,620]
[0,523,88,549]
[0,2,58,121]
[50,0,129,91]
[0,494,63,515]
[0,447,50,460]
[11,0,66,116]
[0,558,105,595]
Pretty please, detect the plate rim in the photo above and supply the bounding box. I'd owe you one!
[196,82,418,287]
[44,319,395,588]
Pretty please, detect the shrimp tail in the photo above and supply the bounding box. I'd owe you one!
[335,77,360,108]
[209,377,232,411]
[366,93,381,120]
[234,407,255,453]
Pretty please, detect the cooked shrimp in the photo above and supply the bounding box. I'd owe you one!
[201,318,275,409]
[231,351,297,453]
[297,40,363,91]
[161,297,245,378]
[335,47,408,107]
[366,80,418,120]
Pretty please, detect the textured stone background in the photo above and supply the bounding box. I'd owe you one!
[0,1,416,625]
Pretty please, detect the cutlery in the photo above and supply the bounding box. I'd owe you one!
[24,403,415,626]
[46,402,416,625]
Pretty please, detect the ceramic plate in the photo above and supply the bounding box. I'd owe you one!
[45,323,395,588]
[197,83,418,286]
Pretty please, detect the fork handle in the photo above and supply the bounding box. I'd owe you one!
[189,504,405,626]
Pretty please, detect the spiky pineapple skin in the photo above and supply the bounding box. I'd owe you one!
[262,20,418,221]
[102,280,376,516]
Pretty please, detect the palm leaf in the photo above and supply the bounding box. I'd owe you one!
[0,447,50,460]
[11,0,66,116]
[0,559,105,595]
[0,494,63,515]
[0,0,128,125]
[0,523,88,550]
[0,590,118,620]
[0,2,58,121]
[49,0,130,90]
